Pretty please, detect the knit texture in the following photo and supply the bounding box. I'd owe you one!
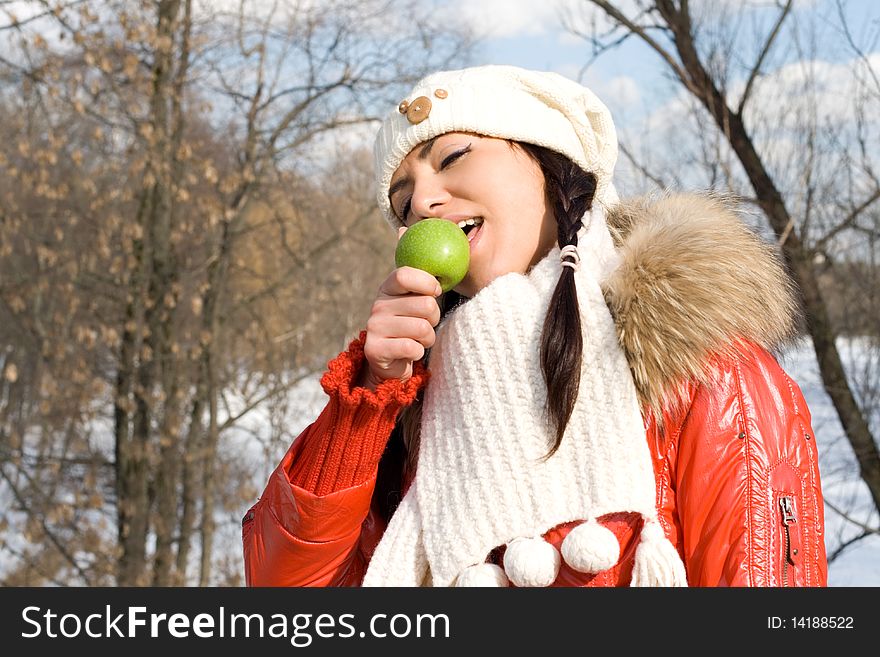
[373,65,620,229]
[363,210,686,587]
[287,331,430,496]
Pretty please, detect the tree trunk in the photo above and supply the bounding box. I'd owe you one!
[115,0,182,586]
[198,350,218,587]
[654,0,880,514]
[115,193,151,587]
[174,390,204,584]
[151,372,182,586]
[196,214,235,586]
[152,0,192,588]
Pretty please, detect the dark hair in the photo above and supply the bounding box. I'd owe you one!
[517,143,597,456]
[373,143,597,522]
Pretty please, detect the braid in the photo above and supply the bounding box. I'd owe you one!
[519,143,597,457]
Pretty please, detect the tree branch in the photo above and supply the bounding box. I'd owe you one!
[618,140,670,190]
[0,462,92,584]
[1,1,86,31]
[588,0,698,95]
[815,188,880,252]
[217,370,315,433]
[823,495,880,563]
[736,0,793,116]
[835,0,880,98]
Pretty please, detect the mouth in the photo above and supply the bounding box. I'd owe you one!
[456,217,484,243]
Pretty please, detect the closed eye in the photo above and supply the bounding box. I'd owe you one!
[440,144,471,169]
[400,197,412,224]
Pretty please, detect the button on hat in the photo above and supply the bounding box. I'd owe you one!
[405,95,432,124]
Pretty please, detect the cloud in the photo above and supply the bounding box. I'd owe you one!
[741,54,880,127]
[441,0,588,39]
[604,75,641,107]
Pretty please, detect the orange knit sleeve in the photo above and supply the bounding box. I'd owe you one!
[287,331,430,496]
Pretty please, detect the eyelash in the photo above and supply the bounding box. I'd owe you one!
[399,144,471,223]
[441,144,471,169]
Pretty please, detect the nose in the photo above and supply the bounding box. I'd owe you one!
[409,174,452,220]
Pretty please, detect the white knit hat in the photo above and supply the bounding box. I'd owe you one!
[373,64,620,229]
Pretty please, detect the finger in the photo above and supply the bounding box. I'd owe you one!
[380,266,442,298]
[397,226,407,241]
[365,336,426,367]
[371,295,440,325]
[373,315,435,349]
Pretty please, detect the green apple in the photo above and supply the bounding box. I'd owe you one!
[394,218,470,293]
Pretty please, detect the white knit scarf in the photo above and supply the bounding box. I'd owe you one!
[363,209,687,587]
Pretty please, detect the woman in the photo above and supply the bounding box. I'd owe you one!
[242,65,827,586]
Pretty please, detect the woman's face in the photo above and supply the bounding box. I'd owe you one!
[388,132,557,298]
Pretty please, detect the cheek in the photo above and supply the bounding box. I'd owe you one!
[481,170,549,269]
[500,175,551,245]
[505,161,546,223]
[491,167,544,213]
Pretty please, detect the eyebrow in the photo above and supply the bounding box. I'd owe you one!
[388,137,439,202]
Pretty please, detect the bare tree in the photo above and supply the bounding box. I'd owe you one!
[567,0,880,554]
[0,0,472,585]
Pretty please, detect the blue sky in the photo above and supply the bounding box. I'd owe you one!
[471,0,879,70]
[457,0,879,120]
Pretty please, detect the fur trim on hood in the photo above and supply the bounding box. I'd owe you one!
[602,193,802,419]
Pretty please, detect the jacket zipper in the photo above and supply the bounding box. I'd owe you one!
[779,496,797,587]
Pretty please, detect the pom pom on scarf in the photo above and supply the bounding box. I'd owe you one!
[503,537,561,587]
[455,563,509,587]
[560,519,621,573]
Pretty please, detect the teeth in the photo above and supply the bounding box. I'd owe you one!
[456,217,483,229]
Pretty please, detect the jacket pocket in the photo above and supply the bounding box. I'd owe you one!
[776,494,803,587]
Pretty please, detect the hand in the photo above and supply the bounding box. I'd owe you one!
[357,228,442,390]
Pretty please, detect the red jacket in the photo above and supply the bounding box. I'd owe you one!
[242,194,827,587]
